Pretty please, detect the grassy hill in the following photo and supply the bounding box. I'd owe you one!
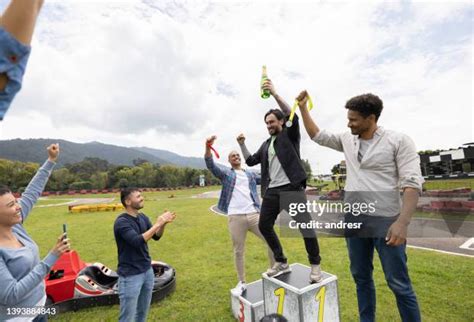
[0,139,206,169]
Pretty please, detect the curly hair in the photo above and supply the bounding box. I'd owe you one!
[345,93,383,121]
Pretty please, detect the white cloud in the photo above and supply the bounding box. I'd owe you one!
[0,0,471,174]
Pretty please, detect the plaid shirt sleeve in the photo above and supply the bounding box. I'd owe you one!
[205,156,228,180]
[0,28,32,121]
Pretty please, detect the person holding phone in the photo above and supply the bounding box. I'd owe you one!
[0,144,71,321]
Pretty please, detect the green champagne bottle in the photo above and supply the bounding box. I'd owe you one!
[260,65,270,99]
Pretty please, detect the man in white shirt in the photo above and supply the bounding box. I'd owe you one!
[296,91,422,322]
[204,135,274,296]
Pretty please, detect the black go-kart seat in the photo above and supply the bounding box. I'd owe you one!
[78,262,175,291]
[152,262,175,288]
[78,265,118,289]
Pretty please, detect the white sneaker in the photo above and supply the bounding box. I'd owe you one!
[231,281,247,296]
[265,262,291,278]
[310,264,323,284]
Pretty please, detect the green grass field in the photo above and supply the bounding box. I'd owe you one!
[24,188,473,321]
[422,179,474,191]
[309,178,474,192]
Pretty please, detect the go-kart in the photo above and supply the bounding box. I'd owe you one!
[45,250,176,313]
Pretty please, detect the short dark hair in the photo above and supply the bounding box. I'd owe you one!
[345,93,383,121]
[120,188,140,207]
[0,185,11,197]
[264,109,285,122]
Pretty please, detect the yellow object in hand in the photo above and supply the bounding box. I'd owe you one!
[286,94,314,127]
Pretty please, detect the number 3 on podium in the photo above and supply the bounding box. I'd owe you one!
[315,286,326,322]
[238,301,245,322]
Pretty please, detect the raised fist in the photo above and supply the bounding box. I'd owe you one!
[296,90,309,109]
[47,143,60,162]
[206,135,217,146]
[236,133,245,145]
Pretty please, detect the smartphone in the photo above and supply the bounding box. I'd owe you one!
[62,223,67,240]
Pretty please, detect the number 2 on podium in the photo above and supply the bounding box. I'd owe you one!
[315,286,326,322]
[274,287,285,315]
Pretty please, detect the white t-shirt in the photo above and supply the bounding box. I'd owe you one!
[227,170,258,215]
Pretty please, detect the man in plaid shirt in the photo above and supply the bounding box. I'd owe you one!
[205,135,274,296]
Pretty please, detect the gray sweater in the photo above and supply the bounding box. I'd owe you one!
[0,160,59,320]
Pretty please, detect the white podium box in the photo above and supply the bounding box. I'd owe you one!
[262,263,340,322]
[230,279,265,322]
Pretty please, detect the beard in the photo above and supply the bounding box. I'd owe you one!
[268,127,281,135]
[350,128,359,135]
[350,125,369,135]
[131,201,144,210]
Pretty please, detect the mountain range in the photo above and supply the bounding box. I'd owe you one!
[0,139,206,169]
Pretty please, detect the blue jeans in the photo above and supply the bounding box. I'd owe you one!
[346,238,421,322]
[118,268,154,322]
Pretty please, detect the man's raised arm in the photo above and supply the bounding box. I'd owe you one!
[262,79,291,116]
[204,135,226,180]
[237,133,262,166]
[0,0,44,45]
[0,0,45,118]
[297,90,320,138]
[296,90,343,152]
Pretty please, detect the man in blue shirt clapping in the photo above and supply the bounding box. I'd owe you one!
[114,188,176,322]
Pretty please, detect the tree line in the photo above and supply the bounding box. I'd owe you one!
[0,157,221,192]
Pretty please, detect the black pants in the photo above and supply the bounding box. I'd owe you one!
[259,184,321,265]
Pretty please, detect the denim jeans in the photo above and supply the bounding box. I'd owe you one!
[346,237,421,322]
[118,267,154,322]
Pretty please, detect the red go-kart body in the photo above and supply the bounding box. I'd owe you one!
[45,250,176,313]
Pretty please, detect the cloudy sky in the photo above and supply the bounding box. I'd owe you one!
[0,0,471,173]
